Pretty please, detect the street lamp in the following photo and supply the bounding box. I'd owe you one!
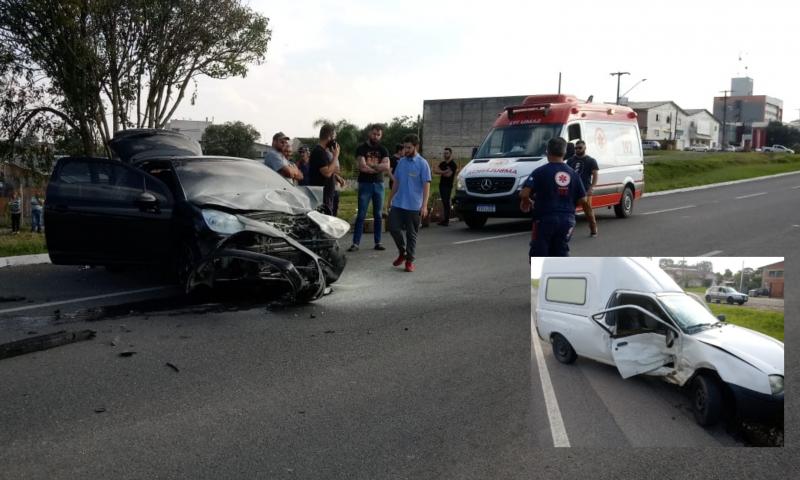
[621,78,647,100]
[610,71,630,104]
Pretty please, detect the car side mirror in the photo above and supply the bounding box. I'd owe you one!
[716,314,726,322]
[136,191,157,205]
[666,329,676,348]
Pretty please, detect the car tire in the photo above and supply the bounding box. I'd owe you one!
[464,214,488,229]
[552,333,577,364]
[726,296,734,304]
[614,186,634,218]
[175,241,201,293]
[691,374,722,427]
[737,300,744,305]
[705,295,711,302]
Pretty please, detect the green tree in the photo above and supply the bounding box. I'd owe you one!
[765,121,800,147]
[201,121,261,158]
[0,0,271,155]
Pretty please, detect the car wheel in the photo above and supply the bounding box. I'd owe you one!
[614,186,634,218]
[175,241,201,292]
[737,300,744,305]
[705,295,711,302]
[552,333,577,364]
[464,214,488,229]
[726,296,734,304]
[692,374,722,426]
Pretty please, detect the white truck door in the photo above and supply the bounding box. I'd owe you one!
[611,333,672,378]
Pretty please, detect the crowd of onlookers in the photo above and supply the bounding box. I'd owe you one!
[2,189,45,234]
[263,122,458,272]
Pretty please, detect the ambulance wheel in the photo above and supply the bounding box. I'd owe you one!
[552,333,577,364]
[614,186,634,218]
[464,214,487,229]
[691,374,722,426]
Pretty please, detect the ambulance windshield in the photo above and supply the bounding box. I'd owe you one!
[475,124,563,159]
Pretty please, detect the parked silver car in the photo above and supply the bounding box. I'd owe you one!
[705,286,748,305]
[642,140,661,150]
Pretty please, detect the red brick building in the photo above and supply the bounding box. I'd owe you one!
[759,261,784,298]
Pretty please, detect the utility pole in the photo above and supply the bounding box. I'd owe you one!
[558,72,562,94]
[610,71,630,104]
[720,90,731,147]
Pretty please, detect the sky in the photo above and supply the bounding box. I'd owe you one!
[170,0,800,141]
[530,257,784,279]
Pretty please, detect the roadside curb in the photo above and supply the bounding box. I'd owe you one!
[643,170,800,198]
[0,254,51,269]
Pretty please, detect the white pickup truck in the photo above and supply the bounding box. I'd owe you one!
[761,144,795,154]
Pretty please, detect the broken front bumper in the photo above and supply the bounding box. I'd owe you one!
[187,229,346,301]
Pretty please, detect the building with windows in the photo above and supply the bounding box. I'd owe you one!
[759,261,784,298]
[685,109,721,149]
[712,77,783,149]
[628,101,690,150]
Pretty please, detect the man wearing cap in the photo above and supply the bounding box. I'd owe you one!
[264,132,303,183]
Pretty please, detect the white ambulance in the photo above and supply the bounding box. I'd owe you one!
[454,94,644,229]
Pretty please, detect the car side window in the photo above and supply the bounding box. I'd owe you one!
[613,294,670,337]
[59,160,92,184]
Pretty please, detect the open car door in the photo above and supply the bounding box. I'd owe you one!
[591,302,681,379]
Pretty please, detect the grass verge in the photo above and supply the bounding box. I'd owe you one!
[0,231,48,257]
[644,152,800,192]
[708,304,784,341]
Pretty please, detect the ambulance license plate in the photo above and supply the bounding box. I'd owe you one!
[476,204,496,213]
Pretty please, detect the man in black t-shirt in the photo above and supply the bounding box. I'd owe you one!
[348,124,391,252]
[432,147,458,226]
[566,140,599,237]
[309,123,341,214]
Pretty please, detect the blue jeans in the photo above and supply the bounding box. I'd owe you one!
[31,208,43,232]
[353,182,384,245]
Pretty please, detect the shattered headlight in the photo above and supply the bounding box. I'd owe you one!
[202,209,246,235]
[769,375,783,395]
[307,210,350,239]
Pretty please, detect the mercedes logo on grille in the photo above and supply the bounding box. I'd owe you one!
[480,178,493,192]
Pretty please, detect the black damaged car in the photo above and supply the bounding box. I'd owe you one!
[44,129,348,302]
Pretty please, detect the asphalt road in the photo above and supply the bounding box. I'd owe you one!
[0,175,797,478]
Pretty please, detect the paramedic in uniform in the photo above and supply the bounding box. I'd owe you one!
[519,137,586,257]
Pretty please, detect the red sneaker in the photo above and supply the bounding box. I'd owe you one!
[404,260,415,272]
[392,254,405,267]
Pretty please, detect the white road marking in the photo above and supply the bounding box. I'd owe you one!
[735,192,767,200]
[698,250,723,257]
[791,186,800,189]
[531,307,570,447]
[639,205,696,215]
[0,286,172,314]
[453,231,529,245]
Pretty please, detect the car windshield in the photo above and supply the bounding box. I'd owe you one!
[658,293,720,332]
[174,158,290,199]
[475,124,563,158]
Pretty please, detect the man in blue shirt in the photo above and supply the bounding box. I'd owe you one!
[388,134,431,272]
[519,137,586,257]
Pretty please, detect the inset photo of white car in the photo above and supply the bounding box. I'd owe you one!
[530,257,784,446]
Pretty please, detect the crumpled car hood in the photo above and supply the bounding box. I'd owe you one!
[694,324,784,375]
[191,188,318,215]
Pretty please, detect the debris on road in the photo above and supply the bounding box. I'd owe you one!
[0,295,26,303]
[165,362,180,373]
[94,407,106,414]
[110,336,121,347]
[118,351,137,358]
[324,330,335,334]
[0,330,96,360]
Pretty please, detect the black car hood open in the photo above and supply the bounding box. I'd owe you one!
[109,129,202,163]
[191,187,319,215]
